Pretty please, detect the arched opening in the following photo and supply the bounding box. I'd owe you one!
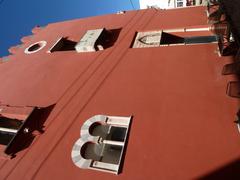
[81,142,103,161]
[89,122,110,139]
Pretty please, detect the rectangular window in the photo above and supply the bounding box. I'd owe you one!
[160,32,184,45]
[0,118,22,145]
[0,106,34,149]
[184,36,218,44]
[160,32,218,45]
[48,37,77,53]
[177,2,183,7]
[176,0,184,7]
[132,30,218,48]
[0,105,53,157]
[75,28,121,53]
[49,28,121,53]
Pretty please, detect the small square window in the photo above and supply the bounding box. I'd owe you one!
[177,2,183,7]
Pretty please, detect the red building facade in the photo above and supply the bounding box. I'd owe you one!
[0,5,239,179]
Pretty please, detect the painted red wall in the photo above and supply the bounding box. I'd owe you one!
[0,6,239,180]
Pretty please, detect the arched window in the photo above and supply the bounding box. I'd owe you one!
[132,30,162,48]
[71,115,131,174]
[138,33,161,45]
[132,30,218,48]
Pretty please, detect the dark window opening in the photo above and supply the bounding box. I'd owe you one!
[89,123,110,139]
[222,61,240,75]
[81,142,123,165]
[48,37,77,53]
[218,35,239,56]
[95,28,121,50]
[28,44,41,52]
[106,127,127,142]
[81,142,102,161]
[0,105,54,157]
[160,32,185,45]
[101,144,122,164]
[184,36,218,44]
[160,32,218,45]
[89,123,127,142]
[24,41,47,54]
[0,132,15,146]
[177,2,183,7]
[75,28,121,52]
[83,123,127,165]
[0,117,23,130]
[0,117,23,146]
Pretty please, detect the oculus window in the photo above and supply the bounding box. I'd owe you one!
[24,41,47,54]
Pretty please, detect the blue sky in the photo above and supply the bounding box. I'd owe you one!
[0,0,140,57]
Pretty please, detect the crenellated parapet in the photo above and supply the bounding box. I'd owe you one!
[5,25,45,56]
[31,25,44,34]
[0,55,13,63]
[20,35,33,43]
[8,45,23,55]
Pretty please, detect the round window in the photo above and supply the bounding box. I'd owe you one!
[24,41,47,54]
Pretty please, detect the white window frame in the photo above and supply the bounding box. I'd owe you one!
[132,30,162,48]
[71,115,131,174]
[75,29,105,53]
[24,41,47,54]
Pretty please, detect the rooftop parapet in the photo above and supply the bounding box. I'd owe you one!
[8,45,23,55]
[31,25,44,34]
[20,35,33,43]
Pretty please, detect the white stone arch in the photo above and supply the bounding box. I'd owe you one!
[71,115,131,174]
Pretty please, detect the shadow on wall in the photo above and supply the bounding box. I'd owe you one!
[198,158,240,180]
[5,105,55,158]
[96,28,122,50]
[220,0,240,43]
[223,50,240,98]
